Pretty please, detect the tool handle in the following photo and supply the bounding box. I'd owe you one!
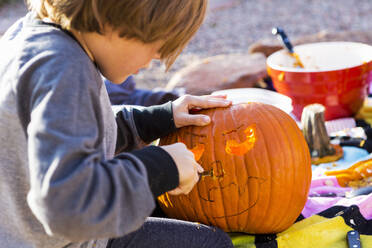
[272,27,294,53]
[198,170,213,177]
[347,230,362,248]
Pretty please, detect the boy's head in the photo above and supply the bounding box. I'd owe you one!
[27,0,208,69]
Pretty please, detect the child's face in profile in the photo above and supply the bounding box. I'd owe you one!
[82,28,163,84]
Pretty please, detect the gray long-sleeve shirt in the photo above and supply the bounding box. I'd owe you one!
[0,13,179,248]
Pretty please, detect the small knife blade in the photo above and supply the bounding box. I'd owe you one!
[198,170,213,178]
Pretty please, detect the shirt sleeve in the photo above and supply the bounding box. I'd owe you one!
[18,50,178,242]
[114,102,177,154]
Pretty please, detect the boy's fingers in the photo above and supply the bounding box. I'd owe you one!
[196,162,204,173]
[202,94,227,99]
[168,188,182,195]
[185,180,197,194]
[186,95,231,109]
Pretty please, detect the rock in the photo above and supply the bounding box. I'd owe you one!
[165,53,268,96]
[248,38,282,57]
[248,30,372,58]
[208,0,241,12]
[294,30,372,46]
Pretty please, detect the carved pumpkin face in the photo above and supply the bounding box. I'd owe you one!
[158,103,312,234]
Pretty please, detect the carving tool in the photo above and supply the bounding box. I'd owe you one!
[198,170,213,178]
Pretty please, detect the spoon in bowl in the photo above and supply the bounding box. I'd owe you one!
[272,27,304,68]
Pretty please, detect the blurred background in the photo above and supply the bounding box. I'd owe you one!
[2,0,372,90]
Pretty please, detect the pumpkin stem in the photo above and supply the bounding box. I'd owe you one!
[301,104,343,165]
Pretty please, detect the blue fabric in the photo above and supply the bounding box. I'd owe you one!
[107,217,234,248]
[105,77,180,106]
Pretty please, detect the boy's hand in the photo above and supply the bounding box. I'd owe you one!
[172,95,231,128]
[161,143,204,195]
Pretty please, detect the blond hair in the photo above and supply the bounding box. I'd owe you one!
[27,0,208,68]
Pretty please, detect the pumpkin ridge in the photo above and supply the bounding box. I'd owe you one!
[264,105,297,232]
[236,106,252,232]
[282,110,308,229]
[249,104,270,232]
[249,104,277,233]
[236,104,262,232]
[262,106,275,232]
[186,192,201,222]
[242,105,264,232]
[218,107,232,230]
[230,105,243,231]
[270,105,298,232]
[200,108,225,227]
[242,119,254,232]
[199,117,215,226]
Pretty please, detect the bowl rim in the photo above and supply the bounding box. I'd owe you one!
[266,41,372,73]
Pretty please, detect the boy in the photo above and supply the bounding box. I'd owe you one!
[0,0,234,248]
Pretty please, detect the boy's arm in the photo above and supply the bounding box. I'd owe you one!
[115,102,177,153]
[20,54,179,242]
[104,77,180,106]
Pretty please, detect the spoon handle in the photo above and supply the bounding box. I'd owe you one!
[272,27,294,54]
[272,27,304,68]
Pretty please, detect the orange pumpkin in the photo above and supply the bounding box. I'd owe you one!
[158,103,312,234]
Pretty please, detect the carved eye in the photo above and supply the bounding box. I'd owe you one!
[189,144,205,161]
[177,136,205,161]
[225,124,257,156]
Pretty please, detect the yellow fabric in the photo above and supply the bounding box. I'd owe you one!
[361,235,372,247]
[230,214,372,248]
[230,234,256,248]
[356,98,372,125]
[277,216,352,248]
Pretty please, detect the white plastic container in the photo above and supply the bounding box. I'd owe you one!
[212,88,293,114]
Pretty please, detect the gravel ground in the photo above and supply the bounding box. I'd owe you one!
[136,0,372,90]
[2,0,372,89]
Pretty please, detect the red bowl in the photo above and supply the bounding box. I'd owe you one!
[267,42,372,121]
